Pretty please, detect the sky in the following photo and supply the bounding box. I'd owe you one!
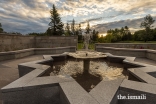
[0,0,156,35]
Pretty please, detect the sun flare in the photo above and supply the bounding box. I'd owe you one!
[99,33,107,37]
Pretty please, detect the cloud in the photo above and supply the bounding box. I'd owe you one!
[0,0,156,34]
[92,16,156,33]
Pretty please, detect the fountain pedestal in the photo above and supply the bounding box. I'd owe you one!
[68,51,106,73]
[83,59,90,74]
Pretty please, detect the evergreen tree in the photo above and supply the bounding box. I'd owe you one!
[0,23,3,33]
[92,29,99,42]
[78,24,82,35]
[65,23,71,36]
[120,27,125,40]
[123,26,131,40]
[71,19,75,35]
[77,24,83,42]
[47,4,64,36]
[85,21,91,34]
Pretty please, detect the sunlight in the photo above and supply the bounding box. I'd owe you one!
[99,33,107,37]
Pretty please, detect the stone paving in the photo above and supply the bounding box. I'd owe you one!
[0,55,43,104]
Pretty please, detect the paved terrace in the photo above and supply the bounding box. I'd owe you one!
[0,55,156,104]
[0,55,43,104]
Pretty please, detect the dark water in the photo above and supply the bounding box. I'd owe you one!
[72,72,102,92]
[50,58,126,92]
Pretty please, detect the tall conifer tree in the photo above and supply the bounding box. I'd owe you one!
[47,4,64,35]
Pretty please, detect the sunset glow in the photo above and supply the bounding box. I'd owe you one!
[0,0,156,34]
[99,33,107,37]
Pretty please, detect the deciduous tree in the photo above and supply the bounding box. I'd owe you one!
[141,14,155,42]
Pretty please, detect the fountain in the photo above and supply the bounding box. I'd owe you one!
[50,56,125,92]
[68,51,106,74]
[83,33,90,50]
[2,29,155,103]
[49,31,125,92]
[50,30,126,92]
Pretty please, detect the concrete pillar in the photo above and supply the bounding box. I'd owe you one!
[83,59,90,74]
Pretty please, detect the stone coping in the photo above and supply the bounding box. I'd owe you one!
[0,48,35,55]
[128,67,156,84]
[147,49,156,54]
[1,51,156,104]
[96,46,156,62]
[95,43,156,50]
[34,46,75,50]
[96,46,156,54]
[96,46,148,51]
[60,81,99,104]
[120,79,156,96]
[0,46,75,54]
[67,51,106,60]
[89,79,123,104]
[96,43,156,45]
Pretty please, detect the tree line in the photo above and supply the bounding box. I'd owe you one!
[27,5,156,43]
[1,4,155,43]
[98,14,155,43]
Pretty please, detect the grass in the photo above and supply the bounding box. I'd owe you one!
[77,43,95,50]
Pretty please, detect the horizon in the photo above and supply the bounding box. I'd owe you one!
[0,0,156,34]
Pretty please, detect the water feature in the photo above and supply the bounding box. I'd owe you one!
[68,51,106,74]
[83,33,90,50]
[50,55,127,92]
[49,31,127,92]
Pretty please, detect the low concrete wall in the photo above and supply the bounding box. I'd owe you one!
[35,36,77,48]
[0,46,76,61]
[0,35,35,52]
[96,47,146,57]
[95,43,156,50]
[119,79,156,104]
[0,34,78,52]
[0,48,35,61]
[35,47,75,55]
[146,50,156,61]
[96,47,156,61]
[2,86,60,104]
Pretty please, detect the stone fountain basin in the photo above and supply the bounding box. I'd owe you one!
[68,51,106,59]
[1,52,156,104]
[67,51,107,74]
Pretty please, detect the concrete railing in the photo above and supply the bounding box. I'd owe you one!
[0,46,76,61]
[96,46,156,61]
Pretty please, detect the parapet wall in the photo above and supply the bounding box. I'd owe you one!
[96,46,156,61]
[95,43,156,50]
[0,35,35,52]
[0,34,77,52]
[35,36,77,48]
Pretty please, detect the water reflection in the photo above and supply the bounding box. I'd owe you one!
[50,58,128,92]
